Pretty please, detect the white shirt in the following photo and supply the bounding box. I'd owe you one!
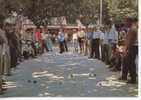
[73,33,78,40]
[92,30,101,39]
[77,30,85,38]
[109,24,118,43]
[103,32,109,44]
[100,31,105,40]
[41,32,46,40]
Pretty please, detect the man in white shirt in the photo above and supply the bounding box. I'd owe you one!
[72,29,78,52]
[77,28,85,54]
[100,26,110,64]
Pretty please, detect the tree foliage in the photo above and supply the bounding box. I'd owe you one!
[0,0,138,26]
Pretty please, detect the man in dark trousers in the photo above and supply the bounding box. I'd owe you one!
[119,18,138,84]
[90,27,100,59]
[0,27,6,93]
[58,28,65,54]
[4,20,19,68]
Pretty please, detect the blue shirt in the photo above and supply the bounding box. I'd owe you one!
[109,25,118,43]
[58,32,65,42]
[92,30,101,39]
[103,32,109,44]
[86,32,93,40]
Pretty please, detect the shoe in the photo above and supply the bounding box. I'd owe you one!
[127,80,137,84]
[110,68,118,72]
[88,57,93,59]
[118,77,127,81]
[6,73,12,76]
[0,91,5,95]
[108,65,113,68]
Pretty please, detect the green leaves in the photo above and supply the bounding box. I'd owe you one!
[0,0,138,26]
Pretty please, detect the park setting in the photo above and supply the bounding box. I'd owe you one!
[0,0,138,97]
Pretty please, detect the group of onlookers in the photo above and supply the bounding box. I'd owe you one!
[72,17,138,84]
[0,20,20,93]
[21,27,53,59]
[0,17,138,94]
[0,20,54,93]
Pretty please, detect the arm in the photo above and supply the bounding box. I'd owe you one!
[0,35,5,44]
[0,31,6,44]
[125,29,137,50]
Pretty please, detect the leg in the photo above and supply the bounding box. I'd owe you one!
[101,44,105,62]
[59,42,63,53]
[127,46,138,82]
[95,39,100,59]
[64,40,68,52]
[90,39,94,58]
[105,44,110,64]
[120,56,128,80]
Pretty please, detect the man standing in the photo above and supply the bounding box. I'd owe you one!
[92,27,101,59]
[72,29,78,52]
[4,20,19,69]
[0,28,6,93]
[58,28,65,54]
[84,27,93,56]
[101,26,110,64]
[120,18,138,84]
[35,27,42,55]
[41,28,48,53]
[77,27,85,54]
[64,29,68,52]
[108,24,118,62]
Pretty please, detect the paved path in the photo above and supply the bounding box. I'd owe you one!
[0,47,138,97]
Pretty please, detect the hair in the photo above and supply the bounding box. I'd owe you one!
[126,17,138,27]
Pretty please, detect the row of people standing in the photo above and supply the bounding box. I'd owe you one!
[72,18,138,84]
[0,24,54,93]
[21,27,53,59]
[0,21,20,93]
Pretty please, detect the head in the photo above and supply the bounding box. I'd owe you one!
[131,18,138,30]
[92,27,96,32]
[59,28,63,32]
[4,23,15,33]
[26,28,31,34]
[78,27,82,31]
[44,26,48,33]
[74,28,78,33]
[36,26,42,33]
[125,17,138,28]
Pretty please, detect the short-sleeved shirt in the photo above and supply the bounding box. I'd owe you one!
[73,33,78,40]
[103,32,109,45]
[77,31,85,38]
[86,32,93,40]
[58,32,65,42]
[92,30,101,39]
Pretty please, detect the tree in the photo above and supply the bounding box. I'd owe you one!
[0,0,138,27]
[106,0,138,24]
